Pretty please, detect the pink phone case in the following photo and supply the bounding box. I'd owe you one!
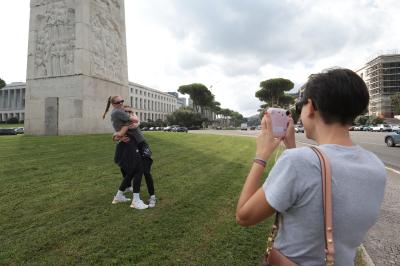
[266,108,289,137]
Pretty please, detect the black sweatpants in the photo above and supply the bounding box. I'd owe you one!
[115,139,143,192]
[119,165,143,193]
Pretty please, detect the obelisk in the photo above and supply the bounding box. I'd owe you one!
[25,0,129,135]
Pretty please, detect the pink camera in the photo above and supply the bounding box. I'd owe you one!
[266,108,289,137]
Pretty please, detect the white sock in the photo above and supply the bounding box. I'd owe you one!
[150,195,156,199]
[116,190,124,197]
[133,193,141,200]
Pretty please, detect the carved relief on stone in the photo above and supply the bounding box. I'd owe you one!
[90,0,125,84]
[33,0,75,78]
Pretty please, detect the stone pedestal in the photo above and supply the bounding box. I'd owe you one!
[25,0,128,135]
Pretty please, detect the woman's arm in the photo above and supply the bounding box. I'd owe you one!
[115,125,129,138]
[236,113,283,226]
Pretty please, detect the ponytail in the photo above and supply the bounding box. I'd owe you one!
[102,96,112,119]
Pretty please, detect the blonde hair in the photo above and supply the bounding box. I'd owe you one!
[102,96,119,119]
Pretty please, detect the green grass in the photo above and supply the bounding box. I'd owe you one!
[0,132,365,265]
[0,123,23,128]
[0,132,278,265]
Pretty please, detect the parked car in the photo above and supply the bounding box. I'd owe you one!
[141,127,148,131]
[295,125,304,133]
[175,126,188,133]
[170,125,181,132]
[215,126,222,130]
[257,125,262,130]
[390,124,400,131]
[0,128,17,135]
[361,125,373,131]
[372,124,391,132]
[240,123,248,130]
[384,130,400,147]
[249,126,256,130]
[14,127,24,134]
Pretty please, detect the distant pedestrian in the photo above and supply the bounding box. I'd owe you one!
[236,68,386,265]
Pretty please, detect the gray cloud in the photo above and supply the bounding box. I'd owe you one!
[145,0,386,74]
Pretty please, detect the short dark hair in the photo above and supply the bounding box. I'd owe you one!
[301,68,369,125]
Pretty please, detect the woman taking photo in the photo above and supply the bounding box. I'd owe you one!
[236,68,386,265]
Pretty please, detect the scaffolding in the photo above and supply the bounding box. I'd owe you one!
[365,54,400,118]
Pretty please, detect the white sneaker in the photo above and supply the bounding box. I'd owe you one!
[124,187,133,193]
[148,196,156,208]
[112,194,131,204]
[130,199,148,209]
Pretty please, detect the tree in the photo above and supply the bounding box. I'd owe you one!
[0,78,5,90]
[230,111,244,127]
[354,115,368,125]
[367,115,384,125]
[166,108,204,127]
[7,117,19,124]
[178,83,214,114]
[391,92,400,115]
[255,78,294,107]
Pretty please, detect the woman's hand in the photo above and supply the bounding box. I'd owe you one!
[283,117,296,149]
[256,112,282,160]
[120,136,130,143]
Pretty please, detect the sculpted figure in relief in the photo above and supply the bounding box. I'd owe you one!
[90,0,124,83]
[33,0,75,78]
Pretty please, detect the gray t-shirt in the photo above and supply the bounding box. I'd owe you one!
[263,145,386,266]
[110,108,145,143]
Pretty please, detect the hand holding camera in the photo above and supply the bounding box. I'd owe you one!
[256,108,295,160]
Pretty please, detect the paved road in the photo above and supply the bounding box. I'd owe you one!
[191,130,400,171]
[363,168,400,266]
[190,129,400,265]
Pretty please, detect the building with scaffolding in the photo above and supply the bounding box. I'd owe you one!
[357,54,400,118]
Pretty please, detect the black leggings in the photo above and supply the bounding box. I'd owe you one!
[142,157,155,195]
[119,158,154,195]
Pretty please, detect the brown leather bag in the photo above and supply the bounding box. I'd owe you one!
[261,146,335,266]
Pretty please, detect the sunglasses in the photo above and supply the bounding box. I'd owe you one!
[113,100,124,104]
[295,98,317,115]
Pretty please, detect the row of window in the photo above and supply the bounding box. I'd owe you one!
[0,90,26,110]
[129,97,176,113]
[134,112,167,122]
[0,112,24,122]
[129,87,175,103]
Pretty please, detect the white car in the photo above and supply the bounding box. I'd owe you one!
[371,124,391,132]
[390,124,400,131]
[295,125,304,133]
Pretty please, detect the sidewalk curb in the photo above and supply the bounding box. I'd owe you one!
[360,244,375,266]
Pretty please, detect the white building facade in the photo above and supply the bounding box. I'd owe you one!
[0,81,178,124]
[128,82,177,122]
[0,82,26,122]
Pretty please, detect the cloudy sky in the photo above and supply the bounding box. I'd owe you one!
[0,0,399,116]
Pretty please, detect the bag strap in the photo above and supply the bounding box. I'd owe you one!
[264,146,335,266]
[310,146,335,266]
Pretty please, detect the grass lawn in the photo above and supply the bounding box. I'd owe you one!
[0,132,364,265]
[0,124,23,128]
[0,132,278,265]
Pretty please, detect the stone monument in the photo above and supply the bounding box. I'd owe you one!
[25,0,128,135]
